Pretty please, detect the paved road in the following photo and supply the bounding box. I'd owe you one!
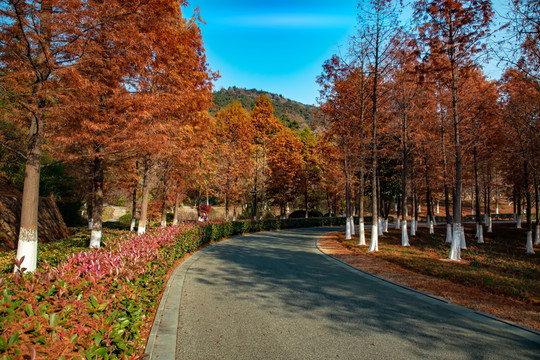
[146,227,540,359]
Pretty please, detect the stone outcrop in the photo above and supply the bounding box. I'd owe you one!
[0,177,70,251]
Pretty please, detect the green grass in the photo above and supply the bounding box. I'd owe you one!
[338,222,540,303]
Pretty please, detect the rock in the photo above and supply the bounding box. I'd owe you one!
[0,177,70,251]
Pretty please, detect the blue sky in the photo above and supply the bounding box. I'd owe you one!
[185,1,510,106]
[185,0,358,105]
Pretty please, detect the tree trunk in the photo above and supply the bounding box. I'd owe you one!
[368,10,380,253]
[358,166,366,245]
[14,0,52,273]
[524,160,534,253]
[160,172,168,227]
[88,179,94,230]
[449,39,463,261]
[534,174,539,245]
[130,188,137,231]
[345,169,351,240]
[173,193,180,226]
[474,147,483,243]
[425,154,434,235]
[90,156,104,248]
[138,155,151,234]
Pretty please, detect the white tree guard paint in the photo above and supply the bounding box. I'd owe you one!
[90,229,102,249]
[534,225,539,245]
[161,219,167,227]
[487,216,492,233]
[449,223,461,261]
[516,216,522,229]
[526,231,535,254]
[378,218,383,236]
[88,220,93,230]
[410,218,416,236]
[345,217,351,240]
[436,201,439,214]
[138,224,146,235]
[395,218,400,229]
[460,226,467,249]
[429,219,434,234]
[477,225,484,244]
[130,218,136,231]
[368,223,379,252]
[445,224,452,243]
[401,221,410,246]
[383,218,388,232]
[358,221,366,246]
[350,216,355,236]
[432,216,438,226]
[15,228,38,273]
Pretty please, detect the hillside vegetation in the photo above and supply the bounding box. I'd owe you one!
[212,87,319,130]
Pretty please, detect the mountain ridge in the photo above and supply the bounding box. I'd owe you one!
[212,87,319,130]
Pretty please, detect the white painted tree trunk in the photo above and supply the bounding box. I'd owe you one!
[477,224,484,244]
[15,229,38,273]
[88,220,93,230]
[526,231,535,254]
[449,223,461,261]
[378,218,383,236]
[401,220,410,246]
[345,217,351,240]
[395,217,400,229]
[90,230,102,248]
[130,218,136,231]
[445,224,452,243]
[410,218,416,236]
[534,225,539,245]
[369,222,379,252]
[436,201,439,214]
[516,216,521,229]
[432,215,438,226]
[487,216,492,233]
[383,218,388,232]
[460,226,467,249]
[429,218,434,234]
[350,216,355,235]
[358,221,366,246]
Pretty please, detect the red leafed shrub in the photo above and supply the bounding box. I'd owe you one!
[199,203,212,214]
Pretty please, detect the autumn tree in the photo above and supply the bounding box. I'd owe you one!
[414,0,494,261]
[355,0,401,251]
[267,128,304,218]
[250,94,282,218]
[212,101,254,220]
[499,68,539,253]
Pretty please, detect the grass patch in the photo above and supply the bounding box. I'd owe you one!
[337,222,539,303]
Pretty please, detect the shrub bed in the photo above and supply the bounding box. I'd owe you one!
[0,217,343,359]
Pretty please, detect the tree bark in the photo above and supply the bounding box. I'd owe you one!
[130,188,137,231]
[90,156,104,248]
[138,155,151,234]
[14,0,52,273]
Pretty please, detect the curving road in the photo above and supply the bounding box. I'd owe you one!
[146,227,540,359]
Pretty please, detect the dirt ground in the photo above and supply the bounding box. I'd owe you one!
[317,232,540,332]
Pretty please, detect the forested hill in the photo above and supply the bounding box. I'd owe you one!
[212,87,319,130]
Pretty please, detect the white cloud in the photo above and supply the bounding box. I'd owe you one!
[217,13,354,29]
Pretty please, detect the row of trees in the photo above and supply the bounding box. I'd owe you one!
[316,0,539,260]
[1,0,215,272]
[1,0,538,273]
